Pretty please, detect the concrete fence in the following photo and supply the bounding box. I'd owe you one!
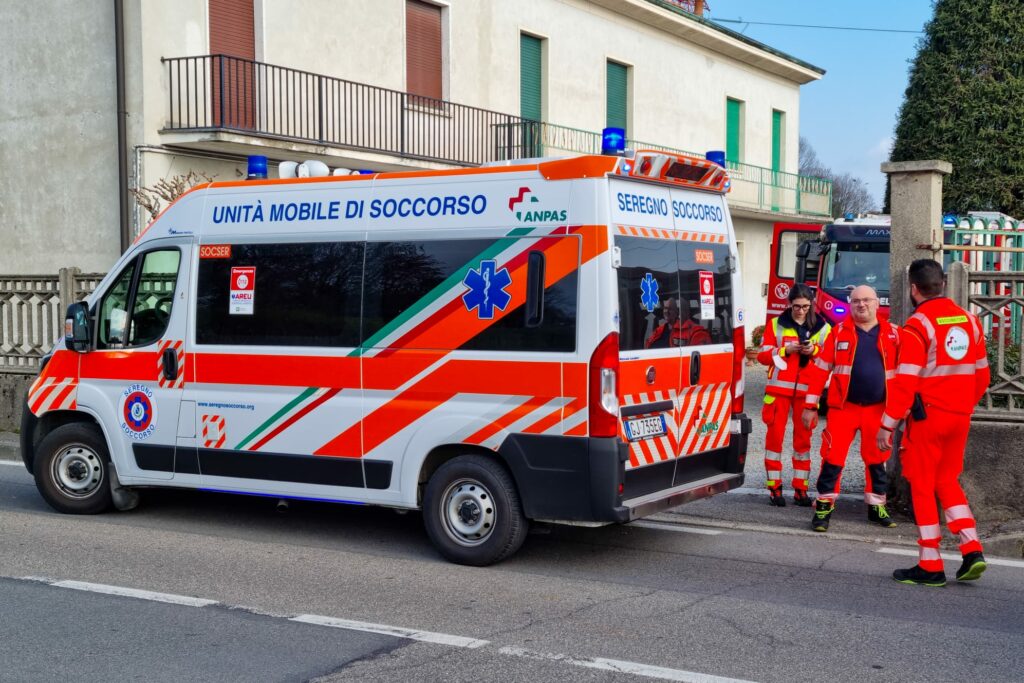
[0,268,102,374]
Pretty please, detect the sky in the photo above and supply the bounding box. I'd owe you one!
[704,0,936,208]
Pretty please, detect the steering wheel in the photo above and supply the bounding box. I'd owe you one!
[153,296,174,323]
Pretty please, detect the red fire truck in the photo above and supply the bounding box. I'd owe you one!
[766,216,891,327]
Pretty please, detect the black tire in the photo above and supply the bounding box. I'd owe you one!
[422,455,528,566]
[33,422,113,515]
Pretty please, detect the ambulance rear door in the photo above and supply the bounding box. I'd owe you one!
[669,188,736,470]
[609,180,684,496]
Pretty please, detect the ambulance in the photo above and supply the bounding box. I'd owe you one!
[21,150,751,565]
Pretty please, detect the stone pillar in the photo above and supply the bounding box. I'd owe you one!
[880,160,952,324]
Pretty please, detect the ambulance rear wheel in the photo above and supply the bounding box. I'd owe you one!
[423,455,527,566]
[34,423,113,515]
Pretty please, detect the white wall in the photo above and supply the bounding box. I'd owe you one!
[732,216,772,338]
[0,2,121,274]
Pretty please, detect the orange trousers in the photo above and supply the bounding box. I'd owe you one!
[762,395,812,491]
[815,402,889,504]
[903,409,983,572]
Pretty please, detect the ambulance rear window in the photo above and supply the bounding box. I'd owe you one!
[616,236,733,351]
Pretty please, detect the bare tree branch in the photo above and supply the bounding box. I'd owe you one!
[129,170,214,221]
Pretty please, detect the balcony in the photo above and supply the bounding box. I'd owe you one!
[162,55,831,218]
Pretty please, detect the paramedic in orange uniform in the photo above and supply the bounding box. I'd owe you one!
[879,260,990,586]
[645,297,711,348]
[801,285,899,532]
[758,284,830,507]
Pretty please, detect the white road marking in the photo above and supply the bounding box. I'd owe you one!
[0,460,23,467]
[499,646,758,683]
[631,520,724,536]
[728,487,861,502]
[50,580,218,607]
[877,547,1024,569]
[290,614,489,649]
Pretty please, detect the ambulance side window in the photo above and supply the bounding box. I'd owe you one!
[361,239,577,352]
[196,242,362,347]
[96,249,181,349]
[97,263,136,348]
[677,242,732,345]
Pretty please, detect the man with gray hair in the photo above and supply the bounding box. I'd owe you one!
[802,285,901,532]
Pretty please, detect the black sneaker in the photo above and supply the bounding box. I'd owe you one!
[812,500,833,532]
[893,565,946,587]
[768,486,786,507]
[793,490,813,507]
[868,504,897,528]
[955,552,987,582]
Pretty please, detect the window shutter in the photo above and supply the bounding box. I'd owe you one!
[520,35,543,121]
[209,0,254,58]
[771,110,784,172]
[606,61,628,131]
[726,98,742,163]
[406,0,443,101]
[209,0,255,128]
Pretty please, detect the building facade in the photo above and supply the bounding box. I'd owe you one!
[0,0,829,337]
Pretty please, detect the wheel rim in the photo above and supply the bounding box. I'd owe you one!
[52,443,104,499]
[440,478,496,547]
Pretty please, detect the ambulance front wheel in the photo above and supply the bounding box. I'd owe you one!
[423,455,528,566]
[34,422,113,515]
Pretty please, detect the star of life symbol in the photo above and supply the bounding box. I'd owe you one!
[640,272,659,313]
[462,260,512,320]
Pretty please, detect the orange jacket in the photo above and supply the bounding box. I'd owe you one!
[758,311,830,399]
[803,318,900,410]
[645,318,711,348]
[881,297,990,429]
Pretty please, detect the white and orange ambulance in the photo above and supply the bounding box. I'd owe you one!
[22,151,751,565]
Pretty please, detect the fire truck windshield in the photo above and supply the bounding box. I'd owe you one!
[821,242,890,295]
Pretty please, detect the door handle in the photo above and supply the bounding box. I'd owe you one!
[162,347,178,381]
[689,350,701,386]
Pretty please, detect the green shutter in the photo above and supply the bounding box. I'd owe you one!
[606,61,628,131]
[726,98,742,163]
[520,35,542,121]
[772,110,784,172]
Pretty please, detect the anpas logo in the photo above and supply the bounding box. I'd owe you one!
[945,326,970,360]
[699,420,721,435]
[508,187,567,223]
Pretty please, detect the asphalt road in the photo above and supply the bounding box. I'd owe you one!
[1,458,1022,683]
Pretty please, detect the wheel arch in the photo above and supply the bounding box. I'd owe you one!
[22,409,103,475]
[416,443,514,507]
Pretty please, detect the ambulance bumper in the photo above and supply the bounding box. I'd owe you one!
[20,395,37,476]
[621,471,744,521]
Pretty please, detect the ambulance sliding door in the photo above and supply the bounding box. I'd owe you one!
[354,232,581,498]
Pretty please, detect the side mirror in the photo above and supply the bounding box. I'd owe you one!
[64,302,91,353]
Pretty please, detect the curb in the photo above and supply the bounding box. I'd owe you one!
[647,511,923,549]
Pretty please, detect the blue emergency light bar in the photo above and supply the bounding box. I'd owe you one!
[705,150,726,168]
[247,155,268,180]
[602,127,626,155]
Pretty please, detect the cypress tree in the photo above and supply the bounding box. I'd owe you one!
[888,0,1024,216]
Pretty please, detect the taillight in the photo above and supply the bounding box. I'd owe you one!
[589,332,620,438]
[731,326,745,415]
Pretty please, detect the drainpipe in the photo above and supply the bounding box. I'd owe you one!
[115,0,131,252]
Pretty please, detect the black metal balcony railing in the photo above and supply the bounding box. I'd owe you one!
[162,54,544,166]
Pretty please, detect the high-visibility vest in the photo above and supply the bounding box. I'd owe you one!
[804,318,900,410]
[758,313,830,400]
[882,297,990,429]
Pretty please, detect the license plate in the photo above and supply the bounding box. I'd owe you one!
[624,415,667,441]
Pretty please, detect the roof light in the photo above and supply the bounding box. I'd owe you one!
[844,212,855,221]
[602,127,626,156]
[246,155,268,180]
[706,150,726,168]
